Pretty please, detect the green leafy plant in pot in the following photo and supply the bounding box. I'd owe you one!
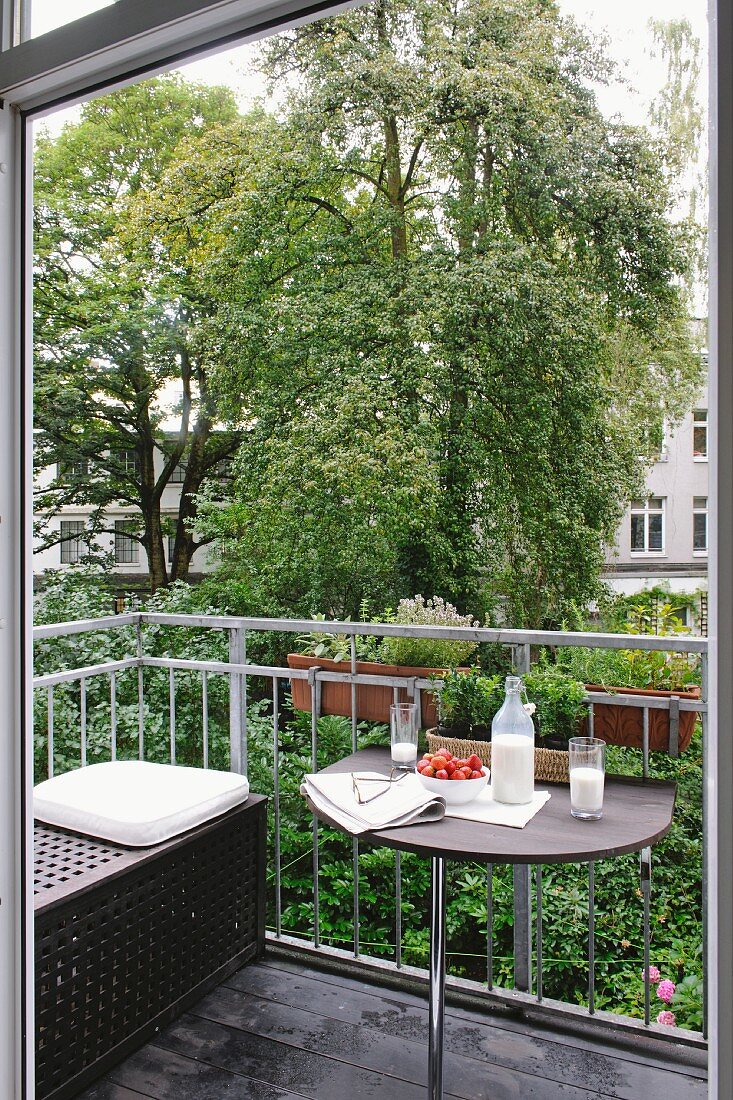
[523,666,587,749]
[435,669,503,736]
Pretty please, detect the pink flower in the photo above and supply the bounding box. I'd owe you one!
[657,979,676,1003]
[642,966,661,984]
[657,1010,676,1026]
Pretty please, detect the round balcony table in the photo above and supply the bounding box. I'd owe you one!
[307,746,677,1100]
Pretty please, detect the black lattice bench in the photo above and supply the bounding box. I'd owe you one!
[34,787,266,1100]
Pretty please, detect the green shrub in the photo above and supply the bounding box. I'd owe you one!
[379,595,480,668]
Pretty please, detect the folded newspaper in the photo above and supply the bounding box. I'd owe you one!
[302,771,445,835]
[302,769,552,835]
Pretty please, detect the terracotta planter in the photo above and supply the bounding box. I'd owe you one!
[286,654,448,727]
[583,684,701,752]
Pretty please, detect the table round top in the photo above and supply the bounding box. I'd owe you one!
[311,747,677,864]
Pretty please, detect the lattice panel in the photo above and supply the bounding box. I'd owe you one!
[34,826,126,894]
[35,802,264,1100]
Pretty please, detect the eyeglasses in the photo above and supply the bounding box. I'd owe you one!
[352,769,409,805]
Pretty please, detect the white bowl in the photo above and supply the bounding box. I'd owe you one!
[417,766,490,806]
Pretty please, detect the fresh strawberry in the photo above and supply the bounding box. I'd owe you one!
[467,754,482,771]
[444,760,457,775]
[417,760,430,772]
[435,768,449,781]
[470,769,483,780]
[460,766,473,779]
[436,749,453,761]
[422,752,433,761]
[422,765,436,777]
[451,771,466,780]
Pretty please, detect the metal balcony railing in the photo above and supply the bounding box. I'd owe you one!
[32,611,708,1047]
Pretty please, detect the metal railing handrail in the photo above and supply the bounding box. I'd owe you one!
[30,610,708,1040]
[33,610,709,654]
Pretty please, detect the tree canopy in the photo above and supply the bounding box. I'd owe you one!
[34,1,704,624]
[162,0,701,624]
[34,75,242,589]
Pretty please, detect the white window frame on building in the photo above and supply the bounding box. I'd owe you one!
[57,457,89,480]
[694,408,708,460]
[59,519,85,564]
[169,459,187,484]
[630,497,665,554]
[119,448,140,477]
[114,520,139,565]
[694,496,709,555]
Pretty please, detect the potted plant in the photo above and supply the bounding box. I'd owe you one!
[524,666,588,750]
[434,668,502,737]
[287,596,480,727]
[557,605,701,752]
[427,665,586,784]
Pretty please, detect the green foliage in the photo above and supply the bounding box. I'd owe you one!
[523,666,587,747]
[435,668,502,730]
[33,571,703,1032]
[379,596,481,668]
[601,586,703,635]
[34,75,242,589]
[153,0,703,626]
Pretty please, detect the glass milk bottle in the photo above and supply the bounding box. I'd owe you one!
[491,676,535,804]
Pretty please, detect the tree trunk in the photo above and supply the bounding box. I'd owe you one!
[169,414,212,582]
[375,0,408,260]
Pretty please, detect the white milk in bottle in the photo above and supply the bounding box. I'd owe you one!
[491,676,535,804]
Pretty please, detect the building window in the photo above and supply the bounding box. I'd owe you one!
[169,460,187,483]
[168,534,176,563]
[114,520,139,564]
[693,496,708,553]
[60,520,85,564]
[630,497,665,553]
[119,449,140,477]
[58,458,89,480]
[693,409,708,459]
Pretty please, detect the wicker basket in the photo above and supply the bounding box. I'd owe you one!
[426,730,570,784]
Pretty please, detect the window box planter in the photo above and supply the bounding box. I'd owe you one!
[287,653,448,728]
[583,684,701,752]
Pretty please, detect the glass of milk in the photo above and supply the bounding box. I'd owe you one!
[390,702,419,769]
[569,737,606,820]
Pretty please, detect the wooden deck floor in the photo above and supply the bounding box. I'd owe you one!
[76,952,708,1100]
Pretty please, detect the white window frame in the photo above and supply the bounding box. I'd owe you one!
[630,497,666,555]
[59,518,85,564]
[113,519,139,565]
[694,496,709,555]
[0,1,731,1097]
[694,408,709,461]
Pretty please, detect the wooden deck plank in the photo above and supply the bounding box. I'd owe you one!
[190,983,639,1099]
[158,1012,461,1100]
[256,955,708,1079]
[225,961,705,1099]
[103,1045,311,1100]
[75,953,707,1100]
[75,1084,154,1100]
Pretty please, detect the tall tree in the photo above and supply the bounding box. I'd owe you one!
[34,75,241,590]
[174,0,701,624]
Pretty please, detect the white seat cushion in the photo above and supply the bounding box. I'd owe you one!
[34,760,250,847]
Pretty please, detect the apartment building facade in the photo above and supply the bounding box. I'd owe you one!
[604,375,709,606]
[33,444,217,587]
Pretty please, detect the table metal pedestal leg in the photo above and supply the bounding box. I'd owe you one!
[429,856,446,1100]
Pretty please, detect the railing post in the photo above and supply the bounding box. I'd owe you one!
[228,627,247,774]
[513,641,532,991]
[136,617,145,760]
[513,865,532,992]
